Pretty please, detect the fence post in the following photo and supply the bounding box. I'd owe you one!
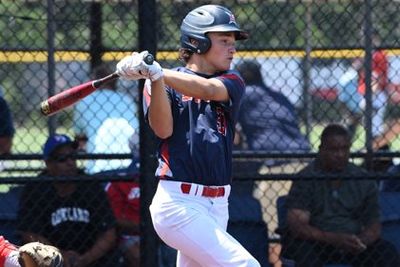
[302,1,313,140]
[138,0,159,266]
[363,0,373,169]
[46,0,56,135]
[89,2,103,70]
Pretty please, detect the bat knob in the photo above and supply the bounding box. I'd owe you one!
[144,54,154,65]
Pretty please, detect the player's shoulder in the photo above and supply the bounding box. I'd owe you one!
[216,70,245,88]
[216,69,240,77]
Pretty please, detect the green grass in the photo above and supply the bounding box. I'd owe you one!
[12,126,75,154]
[11,123,400,156]
[1,122,399,190]
[0,126,76,189]
[306,123,400,152]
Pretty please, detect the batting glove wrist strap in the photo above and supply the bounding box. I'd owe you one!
[147,61,163,82]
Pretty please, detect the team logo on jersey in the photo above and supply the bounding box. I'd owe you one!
[51,207,90,226]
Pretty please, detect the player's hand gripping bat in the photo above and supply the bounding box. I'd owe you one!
[40,53,154,116]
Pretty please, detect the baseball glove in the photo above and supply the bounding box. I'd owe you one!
[18,242,63,267]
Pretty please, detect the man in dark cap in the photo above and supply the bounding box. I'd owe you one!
[17,134,120,267]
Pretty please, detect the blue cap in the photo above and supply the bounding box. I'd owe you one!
[43,134,77,160]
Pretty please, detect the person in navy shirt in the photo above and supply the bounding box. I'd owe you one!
[116,4,260,267]
[0,96,15,156]
[235,60,310,168]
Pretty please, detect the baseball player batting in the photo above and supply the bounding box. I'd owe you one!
[116,4,260,267]
[0,236,63,267]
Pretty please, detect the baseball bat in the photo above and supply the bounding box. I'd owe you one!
[40,53,154,116]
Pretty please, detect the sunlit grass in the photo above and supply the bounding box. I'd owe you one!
[0,126,76,190]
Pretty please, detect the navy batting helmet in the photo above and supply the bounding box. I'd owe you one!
[180,5,248,54]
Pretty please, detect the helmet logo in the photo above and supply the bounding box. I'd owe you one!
[227,12,236,24]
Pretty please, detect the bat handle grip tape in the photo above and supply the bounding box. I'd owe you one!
[92,72,119,88]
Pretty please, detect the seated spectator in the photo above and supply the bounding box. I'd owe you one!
[16,134,119,267]
[235,60,310,170]
[105,179,140,267]
[0,96,15,156]
[0,95,15,172]
[281,124,400,267]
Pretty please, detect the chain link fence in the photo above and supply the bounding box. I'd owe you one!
[2,1,400,266]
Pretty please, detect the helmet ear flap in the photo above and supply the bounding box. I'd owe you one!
[180,34,211,54]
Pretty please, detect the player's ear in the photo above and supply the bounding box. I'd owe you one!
[190,38,199,48]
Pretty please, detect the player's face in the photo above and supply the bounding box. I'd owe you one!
[319,135,351,172]
[205,32,236,72]
[46,145,78,176]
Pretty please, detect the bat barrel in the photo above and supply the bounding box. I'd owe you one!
[40,53,154,116]
[40,81,95,116]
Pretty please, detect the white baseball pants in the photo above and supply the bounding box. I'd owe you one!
[150,180,261,267]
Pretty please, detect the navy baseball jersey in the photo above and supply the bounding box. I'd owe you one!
[143,67,245,186]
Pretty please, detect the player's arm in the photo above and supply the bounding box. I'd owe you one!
[163,69,229,102]
[147,79,173,139]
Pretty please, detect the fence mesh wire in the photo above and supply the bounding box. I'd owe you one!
[1,1,400,266]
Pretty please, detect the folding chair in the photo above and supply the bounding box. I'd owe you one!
[379,191,400,252]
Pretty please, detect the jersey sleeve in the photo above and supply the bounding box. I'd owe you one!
[286,167,314,212]
[216,71,245,120]
[105,182,124,219]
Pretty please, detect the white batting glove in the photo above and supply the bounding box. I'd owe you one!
[146,60,163,82]
[136,53,163,81]
[116,51,148,80]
